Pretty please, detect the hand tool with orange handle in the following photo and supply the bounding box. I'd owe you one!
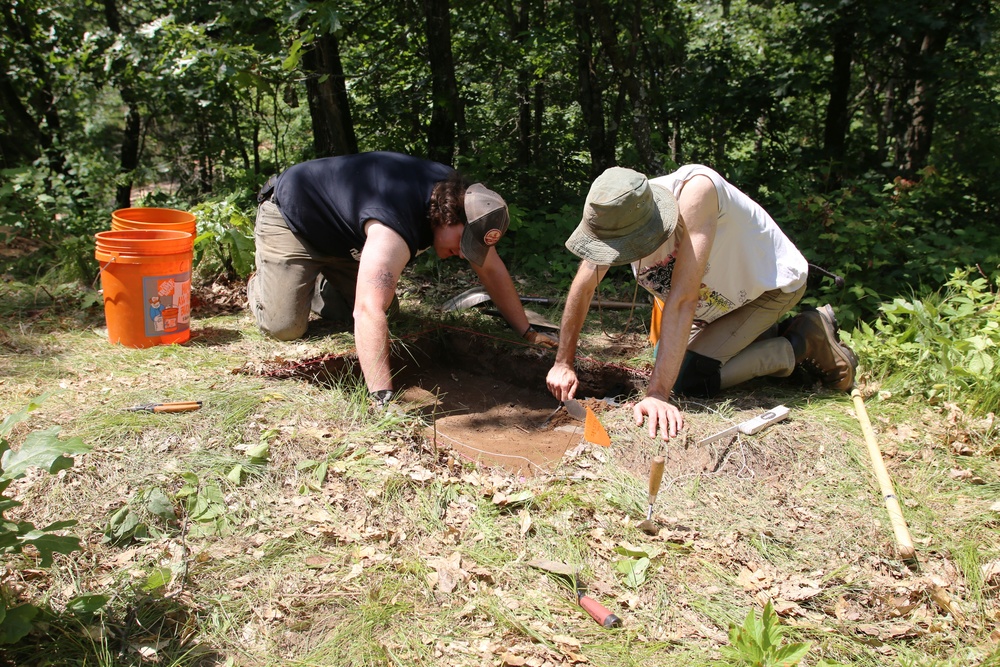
[125,401,202,413]
[528,559,622,628]
[576,589,622,628]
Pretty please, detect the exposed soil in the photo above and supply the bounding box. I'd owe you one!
[256,325,657,476]
[251,324,822,504]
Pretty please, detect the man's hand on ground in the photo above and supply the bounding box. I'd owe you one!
[633,395,684,441]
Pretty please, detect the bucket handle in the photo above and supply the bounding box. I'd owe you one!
[93,249,193,291]
[93,256,116,291]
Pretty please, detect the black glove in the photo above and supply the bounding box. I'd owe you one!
[370,389,394,409]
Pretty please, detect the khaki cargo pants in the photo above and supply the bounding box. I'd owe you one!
[247,200,361,341]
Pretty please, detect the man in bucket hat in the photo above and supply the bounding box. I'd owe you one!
[546,165,857,440]
[249,151,555,407]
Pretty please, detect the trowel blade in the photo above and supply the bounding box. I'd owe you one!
[523,308,560,332]
[527,559,579,577]
[441,287,491,312]
[564,399,587,422]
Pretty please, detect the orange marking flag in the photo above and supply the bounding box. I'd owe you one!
[584,407,611,447]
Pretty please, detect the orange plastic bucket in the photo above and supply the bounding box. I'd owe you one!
[111,207,197,238]
[95,230,194,348]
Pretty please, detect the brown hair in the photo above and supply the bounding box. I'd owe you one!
[429,172,470,229]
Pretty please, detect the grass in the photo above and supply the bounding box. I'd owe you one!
[1,275,999,666]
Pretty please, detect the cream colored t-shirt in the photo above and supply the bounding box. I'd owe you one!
[633,165,807,325]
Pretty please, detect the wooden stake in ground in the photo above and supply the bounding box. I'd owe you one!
[851,389,917,562]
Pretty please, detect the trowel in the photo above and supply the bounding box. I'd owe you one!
[637,456,666,535]
[539,398,611,447]
[527,559,622,628]
[696,405,790,446]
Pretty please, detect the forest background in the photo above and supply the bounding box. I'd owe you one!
[2,0,998,331]
[3,1,1000,665]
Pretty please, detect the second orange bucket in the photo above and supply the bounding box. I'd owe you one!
[111,207,197,238]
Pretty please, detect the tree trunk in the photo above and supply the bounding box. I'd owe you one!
[423,0,463,164]
[103,0,142,208]
[0,78,43,168]
[900,30,947,178]
[822,11,856,175]
[303,31,358,158]
[502,0,533,177]
[531,0,546,161]
[231,101,250,173]
[574,0,613,175]
[532,80,545,161]
[516,2,532,169]
[592,0,660,173]
[642,0,686,169]
[115,88,141,208]
[2,3,67,178]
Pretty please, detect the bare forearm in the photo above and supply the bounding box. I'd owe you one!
[647,296,697,399]
[475,253,529,335]
[355,308,392,392]
[554,263,602,366]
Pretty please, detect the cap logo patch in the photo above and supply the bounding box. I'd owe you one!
[483,229,502,246]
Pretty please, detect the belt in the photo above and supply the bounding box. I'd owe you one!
[257,175,278,204]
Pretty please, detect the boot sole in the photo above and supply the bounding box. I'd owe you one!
[819,304,839,331]
[817,305,857,392]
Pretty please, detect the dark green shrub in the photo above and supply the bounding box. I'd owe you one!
[1,395,94,644]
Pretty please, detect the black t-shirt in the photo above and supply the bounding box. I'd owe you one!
[271,152,456,260]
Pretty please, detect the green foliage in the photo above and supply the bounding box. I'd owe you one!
[769,168,1000,330]
[612,543,661,589]
[64,594,110,619]
[191,193,257,280]
[842,267,1000,415]
[716,601,811,667]
[175,472,233,538]
[226,436,271,485]
[103,487,177,546]
[0,395,93,644]
[0,165,107,280]
[505,202,581,293]
[0,603,39,645]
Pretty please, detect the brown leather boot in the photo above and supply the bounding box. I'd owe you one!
[783,305,858,391]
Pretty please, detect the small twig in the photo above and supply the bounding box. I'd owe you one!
[175,510,190,593]
[272,590,364,599]
[117,605,137,658]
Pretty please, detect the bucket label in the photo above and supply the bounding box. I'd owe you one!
[143,271,191,337]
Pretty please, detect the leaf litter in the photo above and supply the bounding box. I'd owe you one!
[1,278,999,665]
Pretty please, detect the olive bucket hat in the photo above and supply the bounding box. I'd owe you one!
[565,167,678,266]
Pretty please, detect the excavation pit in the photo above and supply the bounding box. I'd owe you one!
[263,325,651,475]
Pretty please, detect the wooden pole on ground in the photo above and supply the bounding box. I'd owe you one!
[852,389,917,562]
